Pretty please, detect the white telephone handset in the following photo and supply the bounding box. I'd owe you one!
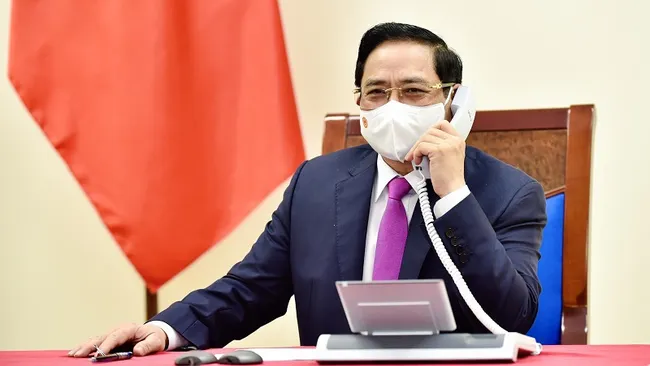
[412,85,542,355]
[416,85,476,179]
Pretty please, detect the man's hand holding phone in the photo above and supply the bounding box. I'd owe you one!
[405,120,466,198]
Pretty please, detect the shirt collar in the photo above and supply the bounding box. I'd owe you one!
[373,155,421,202]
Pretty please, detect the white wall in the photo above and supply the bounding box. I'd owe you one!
[1,0,649,350]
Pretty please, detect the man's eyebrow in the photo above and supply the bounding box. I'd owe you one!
[400,77,433,85]
[363,78,388,87]
[363,77,434,87]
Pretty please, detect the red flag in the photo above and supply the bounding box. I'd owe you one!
[8,0,305,292]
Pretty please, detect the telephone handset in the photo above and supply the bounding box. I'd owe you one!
[411,85,542,355]
[415,85,476,179]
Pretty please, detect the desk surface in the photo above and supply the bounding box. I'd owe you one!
[1,345,649,366]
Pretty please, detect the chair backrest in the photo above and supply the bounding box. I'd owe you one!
[321,104,594,345]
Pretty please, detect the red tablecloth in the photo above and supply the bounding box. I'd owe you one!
[1,345,648,366]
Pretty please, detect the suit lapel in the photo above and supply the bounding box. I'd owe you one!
[399,180,440,279]
[334,150,377,281]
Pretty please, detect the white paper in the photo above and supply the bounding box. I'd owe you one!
[214,348,317,362]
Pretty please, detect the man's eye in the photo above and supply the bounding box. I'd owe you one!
[405,88,426,94]
[366,89,383,95]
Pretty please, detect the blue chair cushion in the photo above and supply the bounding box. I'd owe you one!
[526,192,564,344]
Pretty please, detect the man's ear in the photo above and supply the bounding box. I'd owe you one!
[444,84,460,120]
[356,95,361,106]
[449,83,460,98]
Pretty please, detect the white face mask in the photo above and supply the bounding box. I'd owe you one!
[360,92,451,163]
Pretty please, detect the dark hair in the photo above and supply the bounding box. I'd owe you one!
[354,22,463,95]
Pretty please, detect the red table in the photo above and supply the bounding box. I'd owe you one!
[1,346,649,365]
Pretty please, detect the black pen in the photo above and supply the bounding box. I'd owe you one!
[91,351,133,362]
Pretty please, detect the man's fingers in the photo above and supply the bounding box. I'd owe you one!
[409,124,465,164]
[133,341,151,357]
[407,134,441,161]
[68,323,146,358]
[412,132,450,162]
[436,120,460,136]
[405,142,418,161]
[96,328,132,356]
[406,143,418,162]
[132,333,165,357]
[69,336,106,358]
[406,123,452,161]
[71,343,98,358]
[412,142,441,165]
[427,124,452,139]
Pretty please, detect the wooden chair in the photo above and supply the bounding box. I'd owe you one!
[321,105,594,345]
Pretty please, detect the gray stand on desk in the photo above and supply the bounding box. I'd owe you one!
[314,280,539,363]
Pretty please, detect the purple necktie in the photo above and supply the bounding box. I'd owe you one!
[373,177,412,280]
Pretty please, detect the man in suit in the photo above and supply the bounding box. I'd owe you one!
[70,22,546,358]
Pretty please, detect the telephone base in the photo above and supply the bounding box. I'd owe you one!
[314,332,539,363]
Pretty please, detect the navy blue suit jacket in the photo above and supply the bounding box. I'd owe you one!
[151,144,547,348]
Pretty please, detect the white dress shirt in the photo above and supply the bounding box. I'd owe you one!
[362,155,469,280]
[150,155,470,349]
